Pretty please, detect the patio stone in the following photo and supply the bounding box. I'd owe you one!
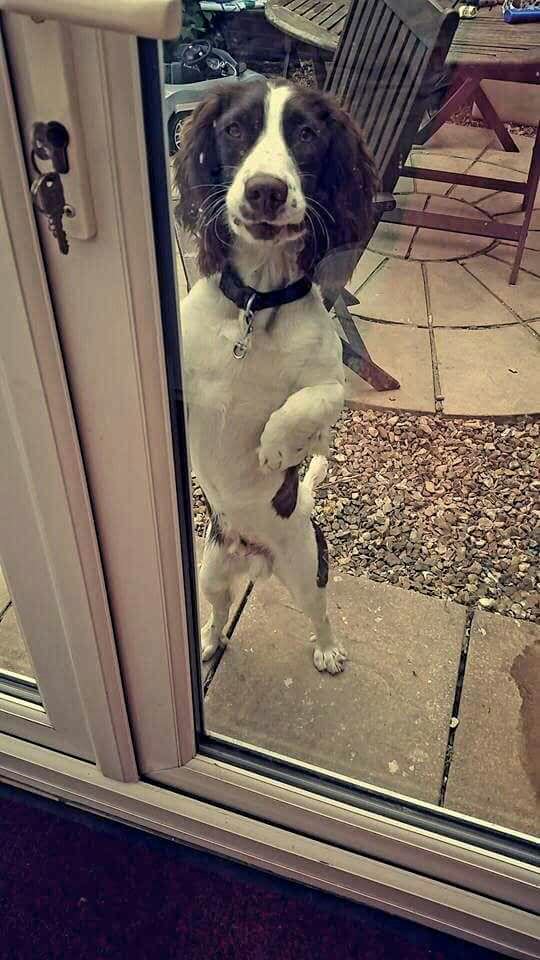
[449,183,499,206]
[482,135,534,175]
[344,321,435,413]
[425,260,515,328]
[494,207,540,239]
[0,567,9,611]
[409,151,472,196]
[0,605,34,677]
[412,123,494,161]
[205,571,466,803]
[409,196,493,261]
[369,193,427,258]
[463,253,540,321]
[352,259,428,325]
[346,250,386,296]
[488,244,540,280]
[445,612,540,836]
[435,326,540,417]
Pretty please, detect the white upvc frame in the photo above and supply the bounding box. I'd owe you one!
[0,734,539,960]
[0,14,538,955]
[0,28,137,780]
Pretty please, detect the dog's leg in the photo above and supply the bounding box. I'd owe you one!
[199,538,236,661]
[273,517,346,675]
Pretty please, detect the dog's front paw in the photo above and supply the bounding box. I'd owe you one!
[258,438,294,472]
[313,645,347,674]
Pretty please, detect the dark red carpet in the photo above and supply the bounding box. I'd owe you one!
[0,784,501,960]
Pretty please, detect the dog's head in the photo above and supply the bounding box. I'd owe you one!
[174,79,378,293]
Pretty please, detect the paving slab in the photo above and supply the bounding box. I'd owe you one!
[482,136,534,175]
[463,253,540,321]
[413,123,494,161]
[494,207,540,240]
[425,260,515,328]
[0,567,9,611]
[410,196,493,261]
[0,605,34,677]
[445,612,540,836]
[353,259,428,325]
[488,244,540,280]
[409,152,472,197]
[449,182,500,206]
[369,194,427,258]
[435,325,540,417]
[205,572,466,803]
[344,321,435,413]
[346,250,386,297]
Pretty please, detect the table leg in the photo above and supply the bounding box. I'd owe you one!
[415,77,477,145]
[473,83,519,154]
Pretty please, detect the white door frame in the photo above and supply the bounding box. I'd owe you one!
[0,27,136,779]
[0,14,538,957]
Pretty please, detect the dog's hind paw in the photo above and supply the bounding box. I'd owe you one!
[313,645,347,675]
[201,622,226,662]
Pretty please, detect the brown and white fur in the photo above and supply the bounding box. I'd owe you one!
[175,79,377,674]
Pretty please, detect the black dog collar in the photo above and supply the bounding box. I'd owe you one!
[219,264,312,313]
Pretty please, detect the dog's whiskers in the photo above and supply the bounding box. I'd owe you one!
[306,195,336,224]
[307,204,330,255]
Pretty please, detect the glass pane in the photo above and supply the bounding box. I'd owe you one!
[0,563,39,698]
[155,5,539,845]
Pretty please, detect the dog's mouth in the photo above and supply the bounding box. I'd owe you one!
[241,220,306,243]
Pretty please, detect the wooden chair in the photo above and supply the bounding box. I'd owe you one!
[321,0,460,389]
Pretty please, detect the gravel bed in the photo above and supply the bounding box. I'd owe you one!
[192,410,539,622]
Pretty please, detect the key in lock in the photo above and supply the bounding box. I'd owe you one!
[31,171,70,255]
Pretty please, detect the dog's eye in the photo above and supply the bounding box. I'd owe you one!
[298,125,317,142]
[226,121,242,139]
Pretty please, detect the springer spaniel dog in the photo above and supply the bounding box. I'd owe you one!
[175,79,377,674]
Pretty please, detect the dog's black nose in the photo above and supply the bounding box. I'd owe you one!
[244,175,288,219]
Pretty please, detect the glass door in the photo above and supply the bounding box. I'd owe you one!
[2,6,538,949]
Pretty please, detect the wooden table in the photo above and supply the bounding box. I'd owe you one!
[265,0,540,73]
[265,0,350,54]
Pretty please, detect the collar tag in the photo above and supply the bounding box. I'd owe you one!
[233,293,256,360]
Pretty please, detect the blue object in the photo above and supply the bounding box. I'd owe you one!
[503,1,540,22]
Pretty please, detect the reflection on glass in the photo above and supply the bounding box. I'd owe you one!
[0,566,36,682]
[162,8,539,842]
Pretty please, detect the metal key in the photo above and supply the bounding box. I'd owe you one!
[31,171,69,254]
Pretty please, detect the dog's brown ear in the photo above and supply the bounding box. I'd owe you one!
[173,90,231,276]
[304,97,379,302]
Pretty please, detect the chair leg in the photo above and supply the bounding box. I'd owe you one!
[509,126,540,285]
[342,341,400,392]
[334,295,400,392]
[473,84,519,154]
[341,288,359,307]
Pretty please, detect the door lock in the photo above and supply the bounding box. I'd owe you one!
[31,120,70,174]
